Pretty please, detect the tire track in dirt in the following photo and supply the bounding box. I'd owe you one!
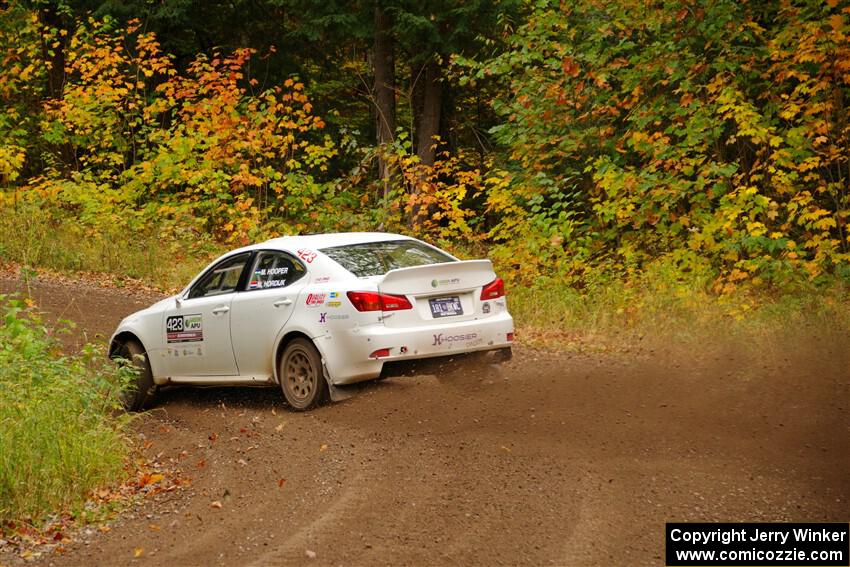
[1,275,848,566]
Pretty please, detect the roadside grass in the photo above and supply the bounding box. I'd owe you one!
[0,200,217,292]
[508,269,850,352]
[0,296,134,524]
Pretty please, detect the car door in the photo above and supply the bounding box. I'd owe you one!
[229,250,308,380]
[163,252,252,377]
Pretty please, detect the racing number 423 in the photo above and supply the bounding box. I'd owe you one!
[166,316,184,332]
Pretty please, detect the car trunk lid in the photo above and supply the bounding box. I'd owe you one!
[377,260,496,328]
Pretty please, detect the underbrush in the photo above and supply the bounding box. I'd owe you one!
[0,296,133,523]
[508,263,850,351]
[0,200,219,292]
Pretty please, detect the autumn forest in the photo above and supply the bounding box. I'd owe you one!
[1,0,849,296]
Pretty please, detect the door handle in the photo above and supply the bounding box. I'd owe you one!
[212,306,230,315]
[273,298,293,308]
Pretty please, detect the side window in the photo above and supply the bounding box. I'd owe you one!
[246,251,306,291]
[188,253,251,299]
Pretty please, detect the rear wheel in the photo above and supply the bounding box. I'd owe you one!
[279,338,328,411]
[113,339,155,412]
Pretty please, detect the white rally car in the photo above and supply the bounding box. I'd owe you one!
[110,232,514,410]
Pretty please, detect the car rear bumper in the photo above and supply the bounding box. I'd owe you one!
[379,346,512,379]
[318,312,514,385]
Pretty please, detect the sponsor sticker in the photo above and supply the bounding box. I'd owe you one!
[305,292,327,307]
[482,302,491,314]
[432,332,477,346]
[297,249,317,263]
[314,276,331,283]
[431,277,461,288]
[166,314,204,343]
[318,312,349,322]
[327,301,341,308]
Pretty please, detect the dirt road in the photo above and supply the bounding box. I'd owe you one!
[2,275,848,566]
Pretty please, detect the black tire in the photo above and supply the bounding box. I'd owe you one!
[279,338,328,411]
[113,339,155,412]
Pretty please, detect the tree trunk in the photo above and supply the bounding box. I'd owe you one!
[38,4,67,99]
[410,57,442,226]
[373,4,396,197]
[416,57,442,167]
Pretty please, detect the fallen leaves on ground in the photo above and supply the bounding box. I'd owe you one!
[0,446,186,561]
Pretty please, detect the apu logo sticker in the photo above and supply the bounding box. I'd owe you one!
[166,314,204,343]
[431,277,461,288]
[432,332,477,346]
[297,249,317,263]
[305,292,327,307]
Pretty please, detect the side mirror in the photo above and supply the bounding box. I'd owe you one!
[175,295,183,308]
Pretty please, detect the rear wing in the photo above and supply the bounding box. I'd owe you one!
[378,260,496,296]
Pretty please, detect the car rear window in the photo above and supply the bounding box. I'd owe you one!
[320,240,456,277]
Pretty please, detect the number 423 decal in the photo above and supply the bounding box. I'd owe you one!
[166,314,204,343]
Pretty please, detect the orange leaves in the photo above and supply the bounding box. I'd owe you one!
[561,56,580,78]
[137,472,164,488]
[11,8,337,245]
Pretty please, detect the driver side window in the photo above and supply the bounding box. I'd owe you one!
[188,253,251,299]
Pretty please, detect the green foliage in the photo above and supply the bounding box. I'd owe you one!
[0,3,45,183]
[0,296,132,522]
[474,0,850,290]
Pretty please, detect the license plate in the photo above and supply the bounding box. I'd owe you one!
[429,296,463,318]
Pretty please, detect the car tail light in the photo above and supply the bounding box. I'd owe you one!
[480,278,505,300]
[507,332,515,342]
[346,291,412,312]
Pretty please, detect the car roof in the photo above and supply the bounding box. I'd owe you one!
[254,232,413,252]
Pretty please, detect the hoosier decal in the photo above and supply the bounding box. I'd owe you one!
[166,314,204,343]
[432,332,477,346]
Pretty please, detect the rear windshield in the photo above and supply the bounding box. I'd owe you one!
[320,239,456,277]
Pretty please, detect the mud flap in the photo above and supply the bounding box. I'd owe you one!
[323,363,355,402]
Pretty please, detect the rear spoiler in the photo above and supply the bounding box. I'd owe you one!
[378,260,496,296]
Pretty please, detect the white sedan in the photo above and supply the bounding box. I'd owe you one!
[110,232,514,410]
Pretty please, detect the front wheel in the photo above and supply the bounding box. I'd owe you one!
[113,339,155,412]
[279,338,328,411]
